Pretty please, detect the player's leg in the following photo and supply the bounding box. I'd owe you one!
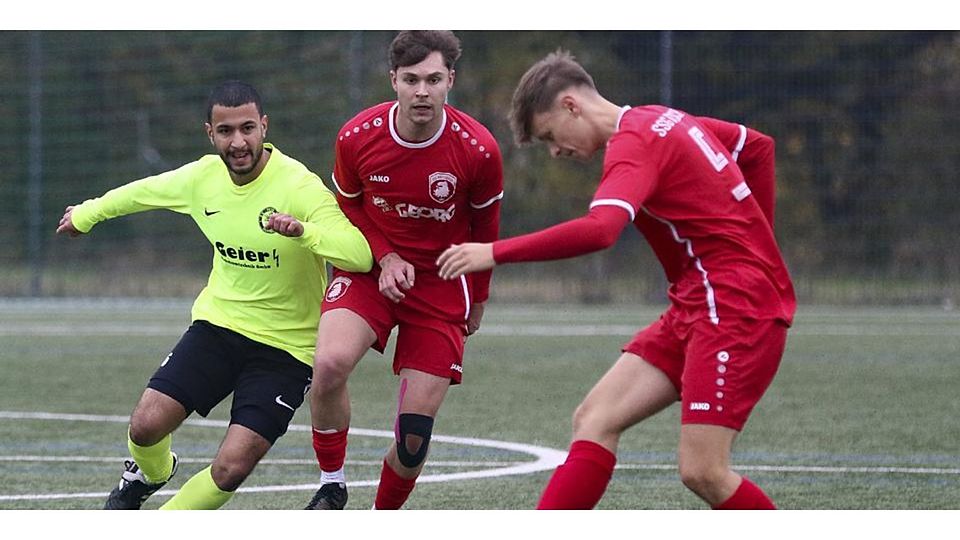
[104,321,235,510]
[675,318,788,509]
[537,352,679,509]
[306,308,378,510]
[571,353,679,450]
[127,388,187,477]
[677,423,770,507]
[163,337,312,510]
[103,388,188,510]
[538,312,686,510]
[374,368,450,510]
[125,389,184,489]
[307,272,390,510]
[160,424,271,510]
[372,314,463,510]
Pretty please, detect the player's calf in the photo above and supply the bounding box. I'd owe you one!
[372,414,435,510]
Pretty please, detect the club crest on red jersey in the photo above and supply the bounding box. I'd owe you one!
[429,172,457,204]
[325,276,352,302]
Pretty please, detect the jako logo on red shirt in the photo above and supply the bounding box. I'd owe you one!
[428,172,457,204]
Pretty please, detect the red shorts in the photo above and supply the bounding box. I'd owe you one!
[624,307,788,431]
[321,269,470,384]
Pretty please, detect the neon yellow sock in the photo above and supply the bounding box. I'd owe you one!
[159,466,234,510]
[127,432,174,484]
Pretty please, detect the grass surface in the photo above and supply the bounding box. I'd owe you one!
[1,300,959,510]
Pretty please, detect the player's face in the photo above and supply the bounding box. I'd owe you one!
[206,103,268,180]
[531,101,597,161]
[391,51,454,135]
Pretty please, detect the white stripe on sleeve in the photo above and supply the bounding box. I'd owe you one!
[731,124,747,162]
[590,199,636,221]
[331,172,362,199]
[470,191,504,209]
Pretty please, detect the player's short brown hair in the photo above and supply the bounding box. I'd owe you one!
[509,50,596,144]
[389,31,462,71]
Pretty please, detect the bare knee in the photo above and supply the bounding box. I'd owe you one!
[679,460,728,496]
[571,400,621,447]
[210,457,256,492]
[311,349,358,395]
[677,424,740,503]
[571,401,592,435]
[128,417,165,447]
[128,392,184,446]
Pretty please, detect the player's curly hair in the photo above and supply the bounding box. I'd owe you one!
[389,31,462,71]
[509,49,596,145]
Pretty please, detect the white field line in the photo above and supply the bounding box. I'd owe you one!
[0,456,521,467]
[5,455,957,476]
[4,411,959,504]
[2,322,959,337]
[0,410,565,503]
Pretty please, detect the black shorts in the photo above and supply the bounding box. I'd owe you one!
[148,320,312,445]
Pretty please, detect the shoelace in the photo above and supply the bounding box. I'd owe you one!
[119,461,147,486]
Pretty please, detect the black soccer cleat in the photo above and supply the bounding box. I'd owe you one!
[304,482,348,510]
[103,452,179,510]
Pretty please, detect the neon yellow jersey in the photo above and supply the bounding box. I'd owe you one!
[71,144,373,366]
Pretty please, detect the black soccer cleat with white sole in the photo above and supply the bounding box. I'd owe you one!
[304,482,348,510]
[103,452,179,510]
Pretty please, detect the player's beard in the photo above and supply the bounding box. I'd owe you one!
[221,144,263,176]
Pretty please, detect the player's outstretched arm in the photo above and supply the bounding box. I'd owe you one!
[436,243,495,280]
[439,206,629,280]
[378,252,415,303]
[55,206,84,237]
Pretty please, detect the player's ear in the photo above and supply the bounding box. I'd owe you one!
[390,70,398,93]
[204,123,214,145]
[559,94,580,117]
[448,69,456,89]
[261,115,269,138]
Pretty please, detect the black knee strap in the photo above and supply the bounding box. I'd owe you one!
[396,413,434,468]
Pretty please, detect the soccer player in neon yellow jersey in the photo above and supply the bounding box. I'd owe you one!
[55,81,373,510]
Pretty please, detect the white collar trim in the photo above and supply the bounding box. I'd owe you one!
[615,105,632,131]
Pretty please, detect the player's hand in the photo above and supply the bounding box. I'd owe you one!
[378,252,415,303]
[436,243,495,280]
[266,212,304,237]
[55,205,83,237]
[466,302,485,336]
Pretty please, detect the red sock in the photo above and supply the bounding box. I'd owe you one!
[311,429,348,473]
[712,477,777,510]
[537,440,617,509]
[374,460,417,510]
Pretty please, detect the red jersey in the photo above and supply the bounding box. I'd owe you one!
[495,105,795,325]
[695,116,777,226]
[331,101,504,303]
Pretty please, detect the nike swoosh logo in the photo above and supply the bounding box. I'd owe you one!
[275,395,295,411]
[204,208,221,216]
